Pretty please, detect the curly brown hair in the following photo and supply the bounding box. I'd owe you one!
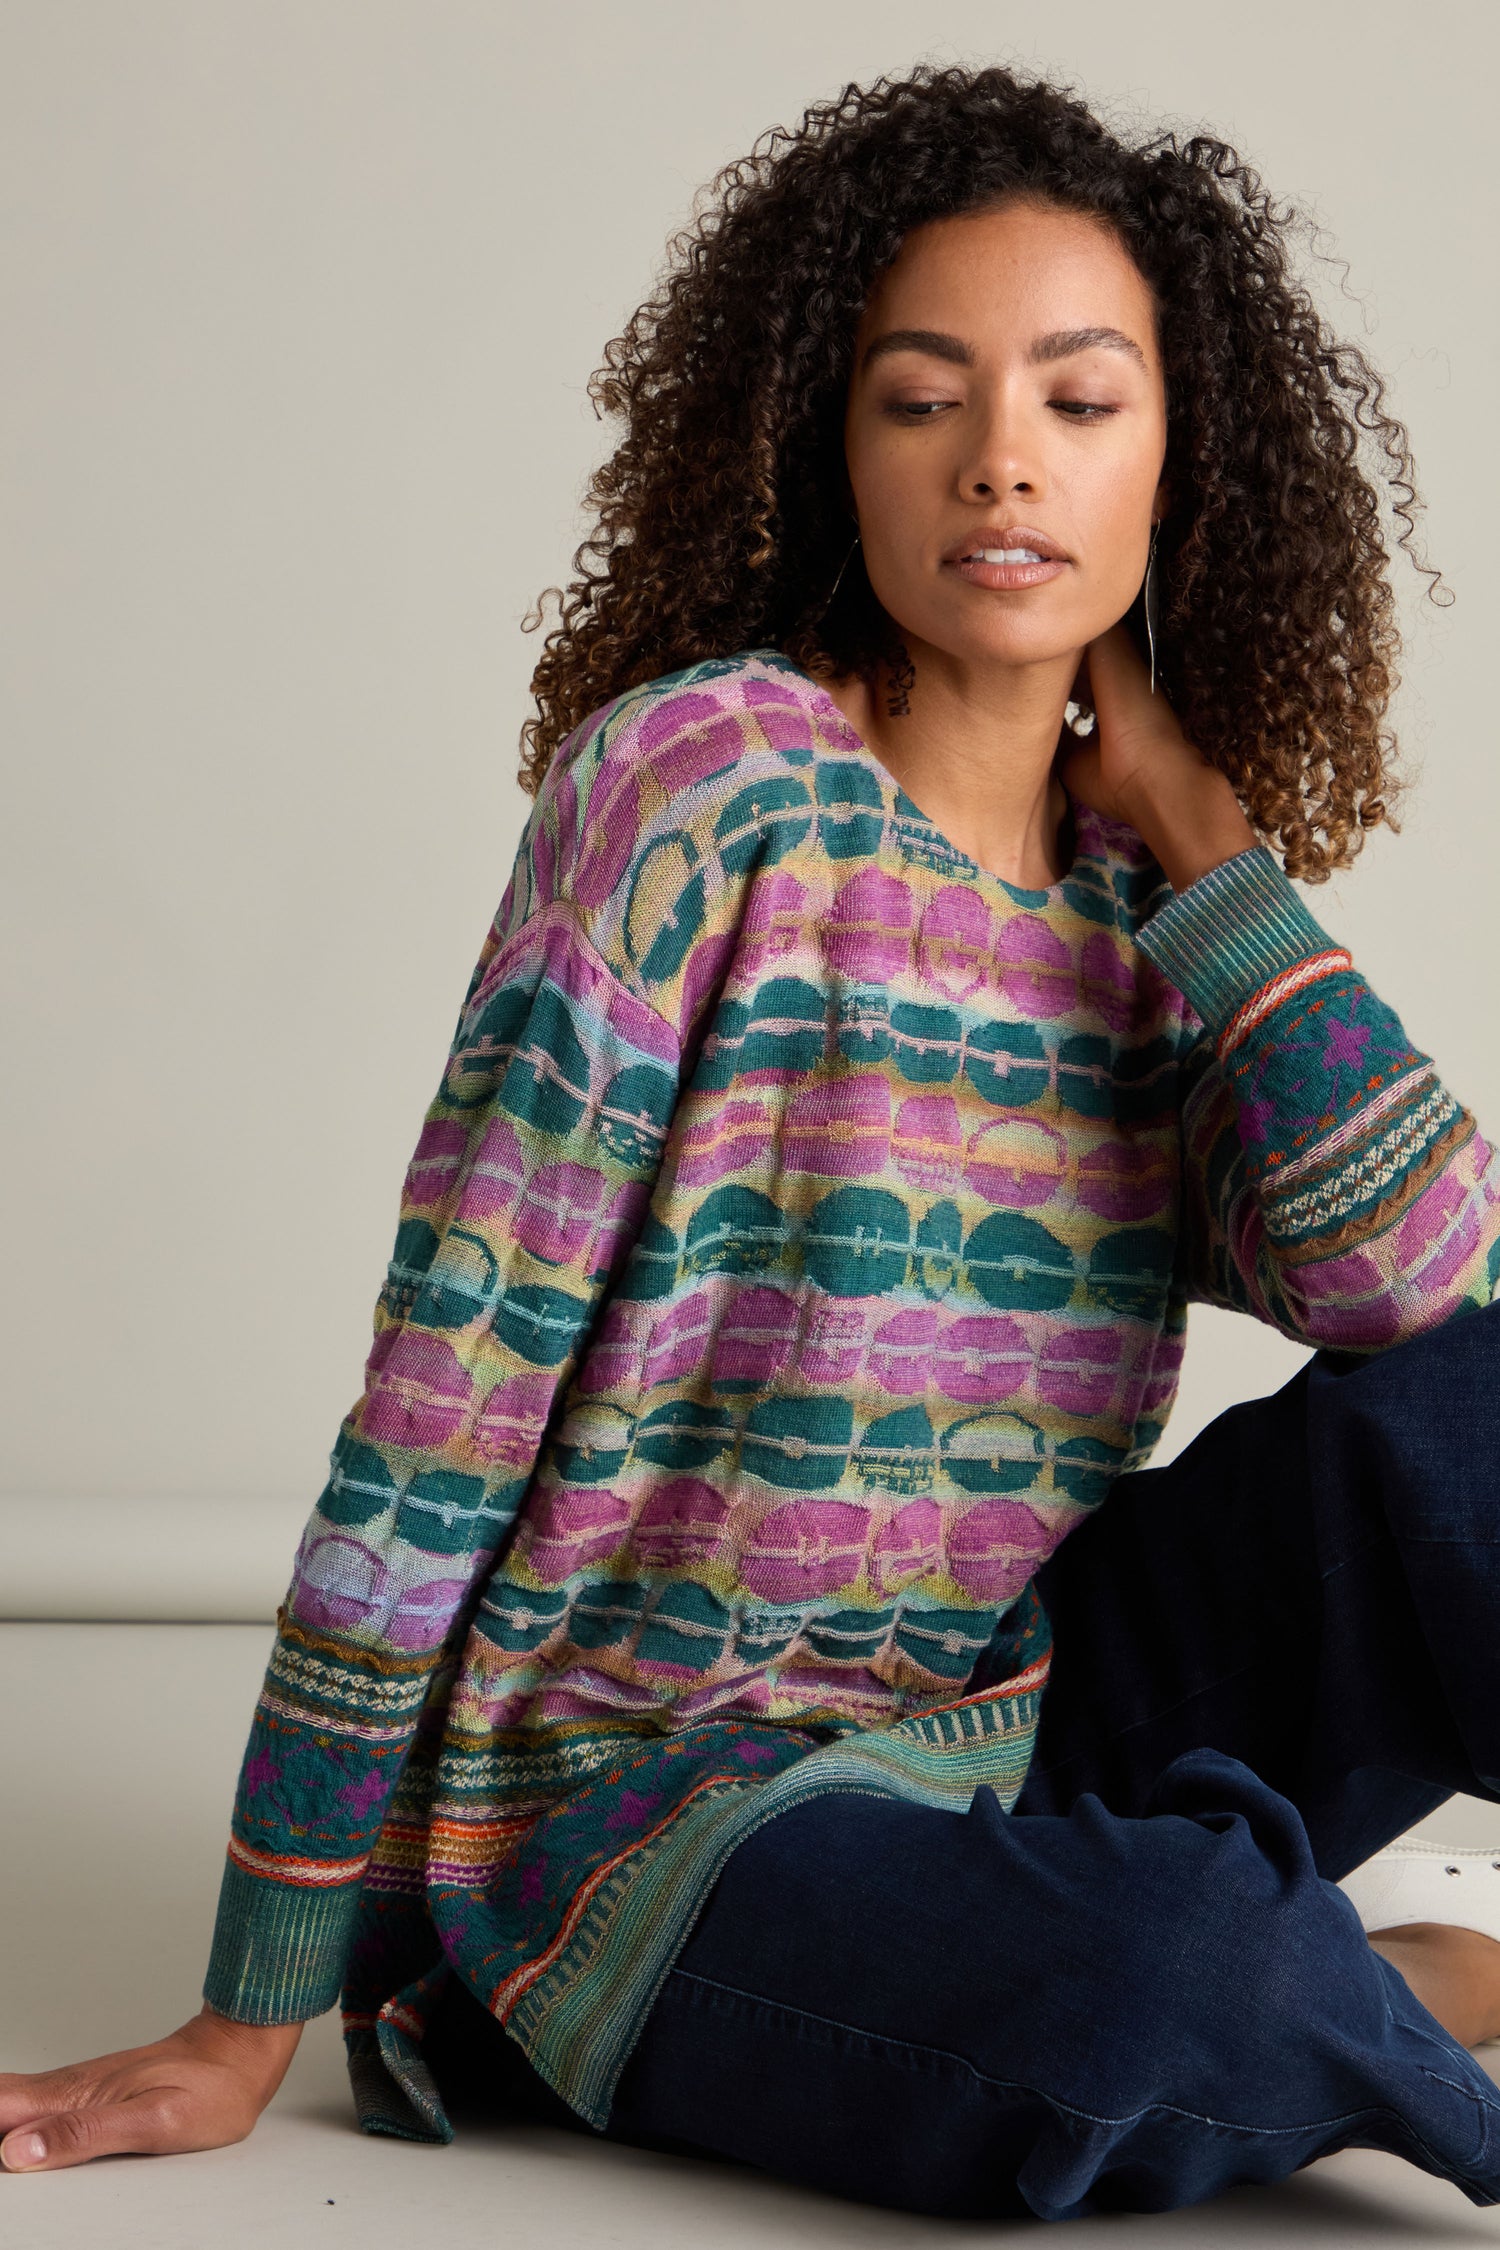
[517,61,1445,880]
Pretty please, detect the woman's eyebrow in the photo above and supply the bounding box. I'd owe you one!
[859,324,1149,374]
[1032,325,1148,371]
[859,327,974,372]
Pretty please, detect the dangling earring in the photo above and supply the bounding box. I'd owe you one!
[824,532,860,615]
[885,637,915,716]
[1144,519,1161,697]
[1063,699,1095,737]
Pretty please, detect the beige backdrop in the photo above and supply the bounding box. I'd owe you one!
[3,0,1496,1618]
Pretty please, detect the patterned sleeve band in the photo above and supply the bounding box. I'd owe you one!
[1216,951,1355,1060]
[1137,842,1500,1342]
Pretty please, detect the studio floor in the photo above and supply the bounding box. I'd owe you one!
[3,1623,1499,2250]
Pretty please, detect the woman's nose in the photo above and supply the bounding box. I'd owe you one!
[959,402,1046,502]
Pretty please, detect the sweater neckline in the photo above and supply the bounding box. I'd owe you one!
[752,646,1099,912]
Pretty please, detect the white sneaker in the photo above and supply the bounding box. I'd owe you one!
[1337,1840,1500,2047]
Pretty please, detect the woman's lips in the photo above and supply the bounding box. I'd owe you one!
[945,555,1069,590]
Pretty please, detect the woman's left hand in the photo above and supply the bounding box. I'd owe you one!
[1057,621,1258,893]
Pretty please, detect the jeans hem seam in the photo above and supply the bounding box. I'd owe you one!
[666,1967,1492,2148]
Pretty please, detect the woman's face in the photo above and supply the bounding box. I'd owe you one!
[841,199,1169,671]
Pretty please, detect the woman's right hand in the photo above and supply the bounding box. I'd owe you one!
[0,2006,305,2172]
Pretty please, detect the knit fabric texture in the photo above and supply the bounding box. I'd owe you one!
[202,646,1500,2137]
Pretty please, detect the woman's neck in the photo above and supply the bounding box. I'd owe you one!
[820,643,1079,890]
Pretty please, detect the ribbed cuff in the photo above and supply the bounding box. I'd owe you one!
[201,1854,363,2023]
[1136,845,1341,1034]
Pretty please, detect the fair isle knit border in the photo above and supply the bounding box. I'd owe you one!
[503,1655,1049,2129]
[1255,1062,1434,1193]
[225,1838,372,1887]
[1217,950,1354,1060]
[252,1693,415,1746]
[1262,1086,1473,1255]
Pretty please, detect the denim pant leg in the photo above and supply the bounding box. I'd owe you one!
[1014,1293,1500,1868]
[607,1767,1500,2219]
[596,1303,1500,2219]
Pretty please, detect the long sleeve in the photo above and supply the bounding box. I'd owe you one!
[1136,845,1500,1350]
[201,806,684,2022]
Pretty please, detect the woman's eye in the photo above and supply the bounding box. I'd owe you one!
[883,399,1118,423]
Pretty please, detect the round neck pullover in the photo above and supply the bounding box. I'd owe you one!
[201,645,1500,2145]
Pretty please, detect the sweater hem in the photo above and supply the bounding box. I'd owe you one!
[509,1653,1050,2129]
[347,1646,1051,2144]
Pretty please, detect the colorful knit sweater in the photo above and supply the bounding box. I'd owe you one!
[203,645,1500,2139]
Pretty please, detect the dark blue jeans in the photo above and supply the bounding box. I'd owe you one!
[426,1300,1500,2220]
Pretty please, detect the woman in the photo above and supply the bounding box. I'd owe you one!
[4,60,1499,2222]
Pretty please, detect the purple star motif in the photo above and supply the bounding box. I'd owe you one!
[1323,1016,1371,1073]
[518,1859,547,1906]
[604,1788,664,1833]
[244,1749,282,1798]
[1239,1096,1277,1150]
[337,1769,388,1817]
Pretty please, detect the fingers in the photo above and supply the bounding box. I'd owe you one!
[0,2068,85,2136]
[2,2092,200,2172]
[1085,622,1148,711]
[1055,735,1105,811]
[1088,625,1189,764]
[0,2046,153,2138]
